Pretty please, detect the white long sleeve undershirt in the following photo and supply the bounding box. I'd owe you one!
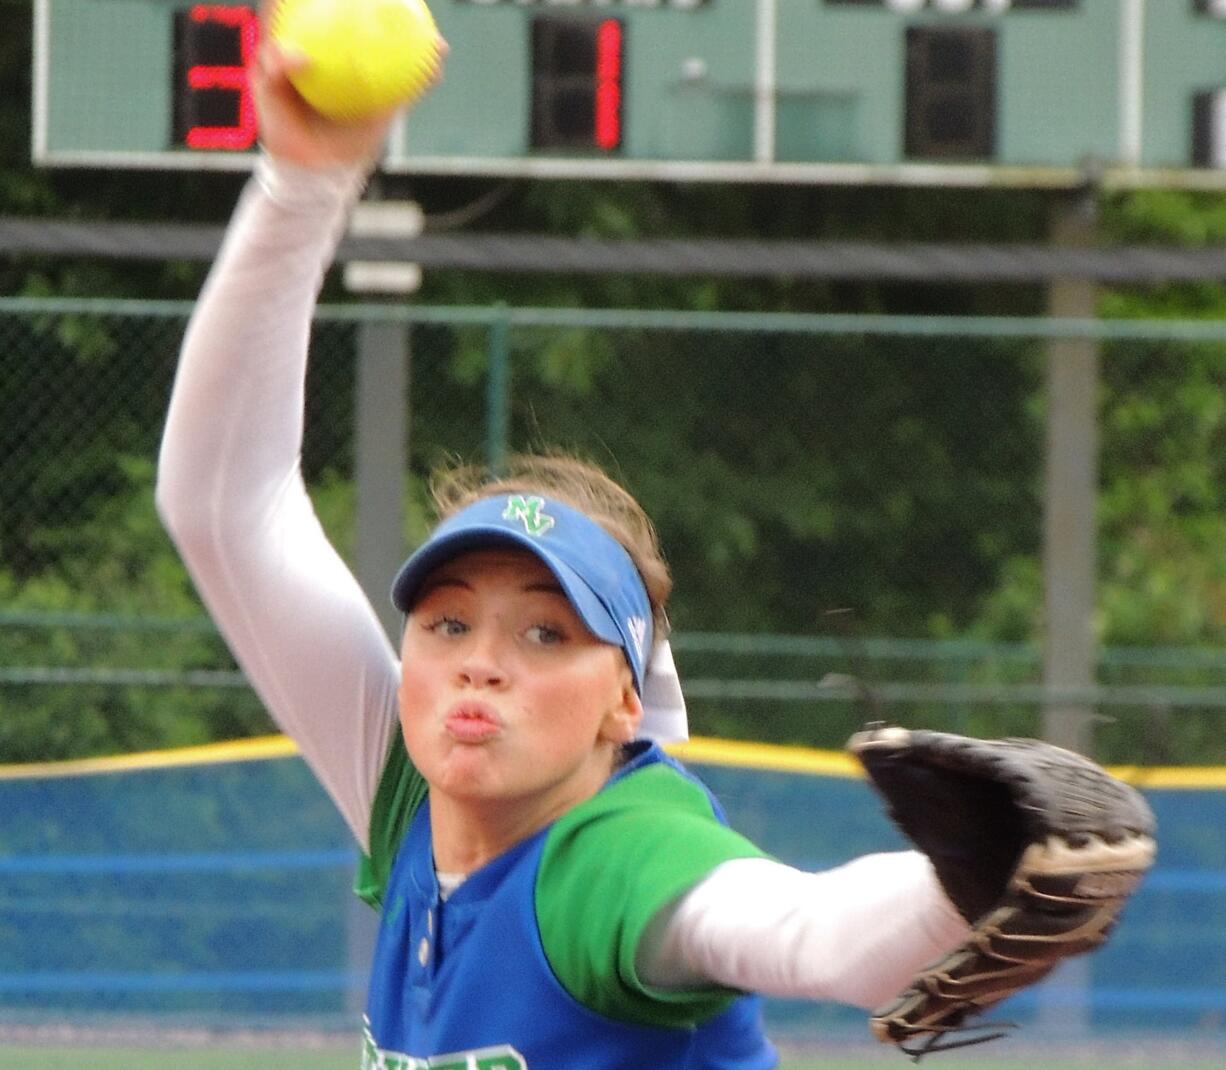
[156,157,968,1007]
[637,853,967,1006]
[157,155,397,850]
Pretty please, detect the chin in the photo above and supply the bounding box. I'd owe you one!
[428,751,507,799]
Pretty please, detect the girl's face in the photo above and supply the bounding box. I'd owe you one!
[398,548,643,813]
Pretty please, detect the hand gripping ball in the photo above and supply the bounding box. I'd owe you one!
[270,0,442,121]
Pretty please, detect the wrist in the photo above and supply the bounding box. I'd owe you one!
[254,151,371,211]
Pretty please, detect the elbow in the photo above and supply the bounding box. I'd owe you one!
[155,445,220,557]
[155,435,184,519]
[155,467,205,553]
[154,450,181,532]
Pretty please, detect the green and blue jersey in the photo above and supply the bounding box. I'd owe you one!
[357,740,778,1069]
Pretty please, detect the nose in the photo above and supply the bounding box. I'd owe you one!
[456,628,508,689]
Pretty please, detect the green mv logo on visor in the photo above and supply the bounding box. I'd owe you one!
[503,495,556,537]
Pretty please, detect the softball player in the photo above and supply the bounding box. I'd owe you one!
[157,36,970,1070]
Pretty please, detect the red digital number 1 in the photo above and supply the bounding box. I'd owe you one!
[184,5,260,150]
[594,19,623,151]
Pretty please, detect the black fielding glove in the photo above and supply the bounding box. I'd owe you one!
[847,726,1156,1059]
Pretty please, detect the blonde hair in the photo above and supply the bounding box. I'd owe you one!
[430,453,672,639]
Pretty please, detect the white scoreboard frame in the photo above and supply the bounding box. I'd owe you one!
[31,0,1226,190]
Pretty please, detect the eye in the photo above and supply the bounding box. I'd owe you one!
[524,623,566,646]
[424,615,468,638]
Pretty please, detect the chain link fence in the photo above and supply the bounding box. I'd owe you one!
[3,298,1226,763]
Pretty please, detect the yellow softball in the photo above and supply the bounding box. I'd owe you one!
[270,0,441,121]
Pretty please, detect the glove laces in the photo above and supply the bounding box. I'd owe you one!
[900,1015,1018,1062]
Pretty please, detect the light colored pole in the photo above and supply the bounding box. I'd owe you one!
[1038,193,1100,1038]
[346,198,421,1011]
[486,306,511,474]
[1118,0,1145,168]
[355,322,411,642]
[1042,195,1099,761]
[347,317,410,1014]
[348,198,422,637]
[754,0,777,165]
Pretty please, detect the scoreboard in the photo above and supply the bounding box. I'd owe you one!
[31,0,1226,187]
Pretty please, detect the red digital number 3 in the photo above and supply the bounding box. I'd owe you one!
[184,5,259,150]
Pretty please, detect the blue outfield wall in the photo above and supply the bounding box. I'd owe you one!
[0,743,1222,1041]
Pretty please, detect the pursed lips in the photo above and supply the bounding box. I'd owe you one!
[444,701,504,743]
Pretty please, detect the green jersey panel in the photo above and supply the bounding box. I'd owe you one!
[356,730,428,909]
[536,761,769,1028]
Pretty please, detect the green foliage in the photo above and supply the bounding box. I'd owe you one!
[0,458,271,763]
[1098,342,1226,646]
[1089,193,1226,650]
[969,192,1226,659]
[490,324,1040,639]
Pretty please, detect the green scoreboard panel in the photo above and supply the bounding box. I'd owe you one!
[31,0,1226,186]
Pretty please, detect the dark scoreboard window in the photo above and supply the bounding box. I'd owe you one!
[531,18,624,152]
[905,25,996,160]
[172,5,260,151]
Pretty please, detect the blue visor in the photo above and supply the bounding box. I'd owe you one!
[390,494,653,694]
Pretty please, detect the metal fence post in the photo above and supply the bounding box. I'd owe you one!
[355,319,411,641]
[1038,191,1100,1038]
[1042,193,1100,758]
[486,305,511,473]
[350,315,410,1013]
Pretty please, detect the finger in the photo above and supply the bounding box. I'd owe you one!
[254,40,309,94]
[426,36,449,88]
[277,46,311,75]
[255,0,310,85]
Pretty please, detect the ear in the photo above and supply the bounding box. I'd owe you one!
[600,668,644,746]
